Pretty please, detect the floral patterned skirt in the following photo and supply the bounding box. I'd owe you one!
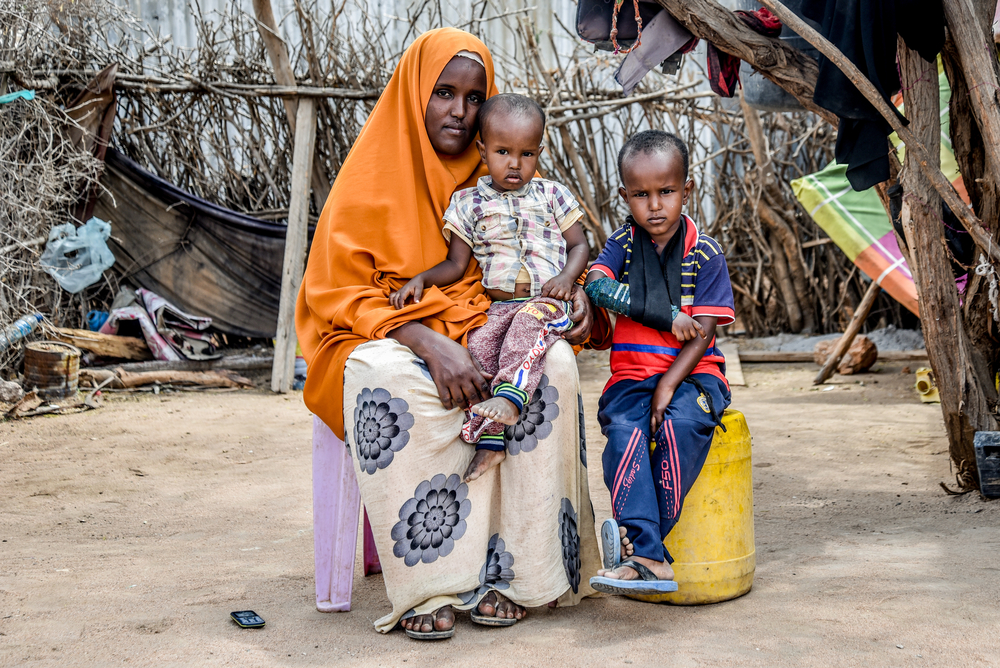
[343,338,599,632]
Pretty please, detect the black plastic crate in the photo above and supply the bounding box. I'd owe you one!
[974,432,1000,498]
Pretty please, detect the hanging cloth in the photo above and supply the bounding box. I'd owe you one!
[802,0,944,191]
[706,8,783,97]
[628,216,686,331]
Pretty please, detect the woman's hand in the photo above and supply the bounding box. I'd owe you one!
[562,284,594,345]
[389,322,492,410]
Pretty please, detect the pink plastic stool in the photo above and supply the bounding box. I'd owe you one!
[312,416,381,612]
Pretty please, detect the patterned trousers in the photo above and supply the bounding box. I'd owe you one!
[597,373,730,563]
[462,297,573,449]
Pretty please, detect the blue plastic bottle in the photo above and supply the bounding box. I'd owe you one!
[0,313,43,352]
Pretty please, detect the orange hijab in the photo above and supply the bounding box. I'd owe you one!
[296,28,497,438]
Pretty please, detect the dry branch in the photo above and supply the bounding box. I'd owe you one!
[115,368,253,389]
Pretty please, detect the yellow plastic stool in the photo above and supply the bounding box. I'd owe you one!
[628,409,755,605]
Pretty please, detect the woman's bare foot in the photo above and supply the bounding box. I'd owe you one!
[463,449,506,482]
[471,397,520,425]
[596,555,674,581]
[477,591,526,621]
[400,606,455,635]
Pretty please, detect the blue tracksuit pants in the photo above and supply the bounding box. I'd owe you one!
[598,373,731,563]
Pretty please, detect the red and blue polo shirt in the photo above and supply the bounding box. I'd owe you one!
[590,215,735,392]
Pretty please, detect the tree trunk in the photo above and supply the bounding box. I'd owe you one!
[767,232,802,332]
[940,25,1000,365]
[940,0,1000,179]
[738,90,816,331]
[898,44,996,490]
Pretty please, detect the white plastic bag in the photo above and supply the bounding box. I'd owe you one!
[40,217,116,294]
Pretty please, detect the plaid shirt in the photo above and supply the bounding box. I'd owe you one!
[443,176,583,293]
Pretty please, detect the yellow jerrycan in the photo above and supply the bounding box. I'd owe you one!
[628,409,755,605]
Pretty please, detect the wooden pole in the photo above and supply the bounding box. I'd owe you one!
[271,97,317,394]
[755,0,1000,265]
[898,43,995,488]
[813,279,880,385]
[251,0,331,209]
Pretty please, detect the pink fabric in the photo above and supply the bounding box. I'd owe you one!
[100,305,180,361]
[100,288,215,361]
[462,297,572,442]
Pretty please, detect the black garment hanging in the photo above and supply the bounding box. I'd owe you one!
[801,0,944,191]
[628,216,686,331]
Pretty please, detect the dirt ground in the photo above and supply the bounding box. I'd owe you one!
[2,351,999,668]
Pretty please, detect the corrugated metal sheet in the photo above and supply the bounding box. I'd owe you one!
[119,0,582,74]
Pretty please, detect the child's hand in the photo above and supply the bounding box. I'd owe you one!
[650,378,676,437]
[541,275,575,301]
[389,277,425,310]
[671,313,706,341]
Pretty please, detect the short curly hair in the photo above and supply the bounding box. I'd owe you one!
[478,93,545,142]
[617,130,689,183]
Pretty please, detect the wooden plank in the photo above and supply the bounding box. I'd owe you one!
[116,368,252,389]
[738,349,928,363]
[271,97,316,393]
[739,351,815,363]
[51,327,151,361]
[94,355,272,373]
[717,342,745,386]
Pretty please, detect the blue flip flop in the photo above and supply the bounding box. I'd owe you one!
[601,518,622,570]
[590,560,679,596]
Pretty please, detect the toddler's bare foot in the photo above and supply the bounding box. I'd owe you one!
[471,397,521,425]
[463,449,506,482]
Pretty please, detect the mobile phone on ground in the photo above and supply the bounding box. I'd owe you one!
[231,610,266,628]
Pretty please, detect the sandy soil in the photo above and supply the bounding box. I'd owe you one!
[2,352,998,668]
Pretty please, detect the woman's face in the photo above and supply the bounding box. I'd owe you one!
[424,56,488,155]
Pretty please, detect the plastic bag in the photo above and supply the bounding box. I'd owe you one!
[40,217,116,294]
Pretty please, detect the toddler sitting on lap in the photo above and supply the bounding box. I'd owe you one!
[390,93,589,482]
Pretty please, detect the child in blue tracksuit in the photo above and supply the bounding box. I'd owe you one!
[586,130,735,595]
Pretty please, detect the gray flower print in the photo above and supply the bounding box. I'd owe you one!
[559,498,581,594]
[353,388,413,474]
[578,393,587,468]
[504,374,559,455]
[458,533,516,603]
[391,474,471,567]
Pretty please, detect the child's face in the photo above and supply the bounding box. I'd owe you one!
[618,149,694,244]
[476,115,545,191]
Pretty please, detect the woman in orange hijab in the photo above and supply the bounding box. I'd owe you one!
[297,28,599,639]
